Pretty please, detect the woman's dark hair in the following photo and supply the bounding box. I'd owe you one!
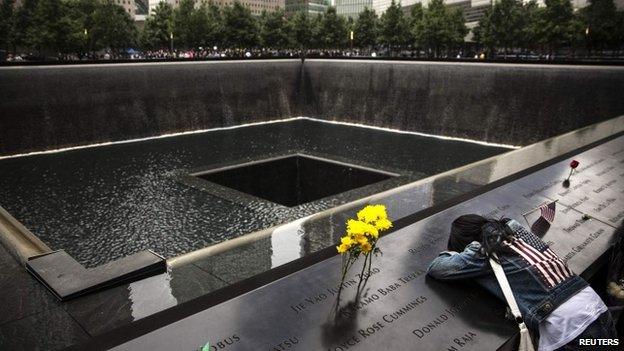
[447,214,488,252]
[448,214,515,262]
[481,219,515,263]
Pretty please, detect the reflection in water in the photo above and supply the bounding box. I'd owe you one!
[271,216,309,268]
[129,270,177,321]
[0,119,508,267]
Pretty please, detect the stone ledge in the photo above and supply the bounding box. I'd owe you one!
[26,249,166,301]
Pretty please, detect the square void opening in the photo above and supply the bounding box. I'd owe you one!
[195,155,396,207]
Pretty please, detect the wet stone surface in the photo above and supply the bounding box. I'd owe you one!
[104,135,623,351]
[0,119,508,267]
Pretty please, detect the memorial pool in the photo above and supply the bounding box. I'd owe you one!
[0,119,509,267]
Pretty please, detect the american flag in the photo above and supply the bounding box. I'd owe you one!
[539,201,556,223]
[530,216,551,238]
[507,225,573,288]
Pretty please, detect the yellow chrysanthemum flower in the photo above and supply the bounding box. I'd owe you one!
[360,242,372,253]
[355,234,369,245]
[374,218,393,231]
[357,204,388,224]
[338,204,392,255]
[368,230,379,239]
[337,243,350,253]
[341,236,355,246]
[346,219,378,238]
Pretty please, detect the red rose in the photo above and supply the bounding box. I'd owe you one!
[570,160,580,169]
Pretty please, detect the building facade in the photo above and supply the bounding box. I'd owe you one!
[148,0,285,16]
[285,0,329,16]
[335,0,373,19]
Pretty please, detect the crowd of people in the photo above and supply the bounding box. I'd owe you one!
[2,47,497,62]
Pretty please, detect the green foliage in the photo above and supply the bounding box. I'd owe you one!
[378,0,409,49]
[414,0,466,55]
[64,0,97,53]
[474,0,526,51]
[584,0,619,50]
[319,7,347,48]
[617,11,624,49]
[222,1,257,48]
[91,1,137,51]
[141,1,173,50]
[519,0,543,49]
[354,7,377,48]
[0,0,15,51]
[172,0,196,49]
[2,0,623,57]
[168,0,219,50]
[408,3,423,45]
[309,13,324,48]
[540,0,578,49]
[290,11,311,48]
[12,0,38,50]
[26,0,74,54]
[205,3,224,48]
[260,9,291,48]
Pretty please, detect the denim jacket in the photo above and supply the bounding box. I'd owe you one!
[427,219,588,338]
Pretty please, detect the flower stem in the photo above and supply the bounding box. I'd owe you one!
[361,246,375,288]
[335,255,353,309]
[356,253,369,299]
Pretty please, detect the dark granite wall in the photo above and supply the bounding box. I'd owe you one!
[0,61,301,155]
[301,61,624,146]
[2,59,624,155]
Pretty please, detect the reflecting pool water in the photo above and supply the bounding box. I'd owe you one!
[0,119,509,266]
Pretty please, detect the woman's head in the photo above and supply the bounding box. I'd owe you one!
[447,214,488,252]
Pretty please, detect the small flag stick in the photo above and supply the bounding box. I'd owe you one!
[522,199,559,226]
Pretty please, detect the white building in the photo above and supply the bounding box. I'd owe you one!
[148,0,180,16]
[336,0,373,19]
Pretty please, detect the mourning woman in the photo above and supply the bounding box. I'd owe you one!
[427,215,617,350]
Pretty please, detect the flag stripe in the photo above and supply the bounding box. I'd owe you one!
[509,238,573,288]
[508,243,557,287]
[517,240,562,285]
[504,221,573,289]
[520,240,569,283]
[539,202,556,223]
[545,248,574,276]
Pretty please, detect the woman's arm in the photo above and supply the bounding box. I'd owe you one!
[427,241,491,280]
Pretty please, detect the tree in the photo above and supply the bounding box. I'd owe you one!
[290,11,311,49]
[616,10,624,53]
[260,9,290,48]
[170,0,215,50]
[378,0,409,52]
[172,0,196,50]
[65,0,99,56]
[319,7,347,48]
[92,1,137,53]
[141,1,173,50]
[408,3,423,47]
[309,12,324,49]
[12,0,38,51]
[205,2,223,49]
[474,0,526,55]
[223,1,257,48]
[186,3,211,49]
[520,0,544,53]
[354,7,377,48]
[583,0,618,53]
[540,0,577,53]
[26,0,73,55]
[415,0,466,57]
[0,0,15,52]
